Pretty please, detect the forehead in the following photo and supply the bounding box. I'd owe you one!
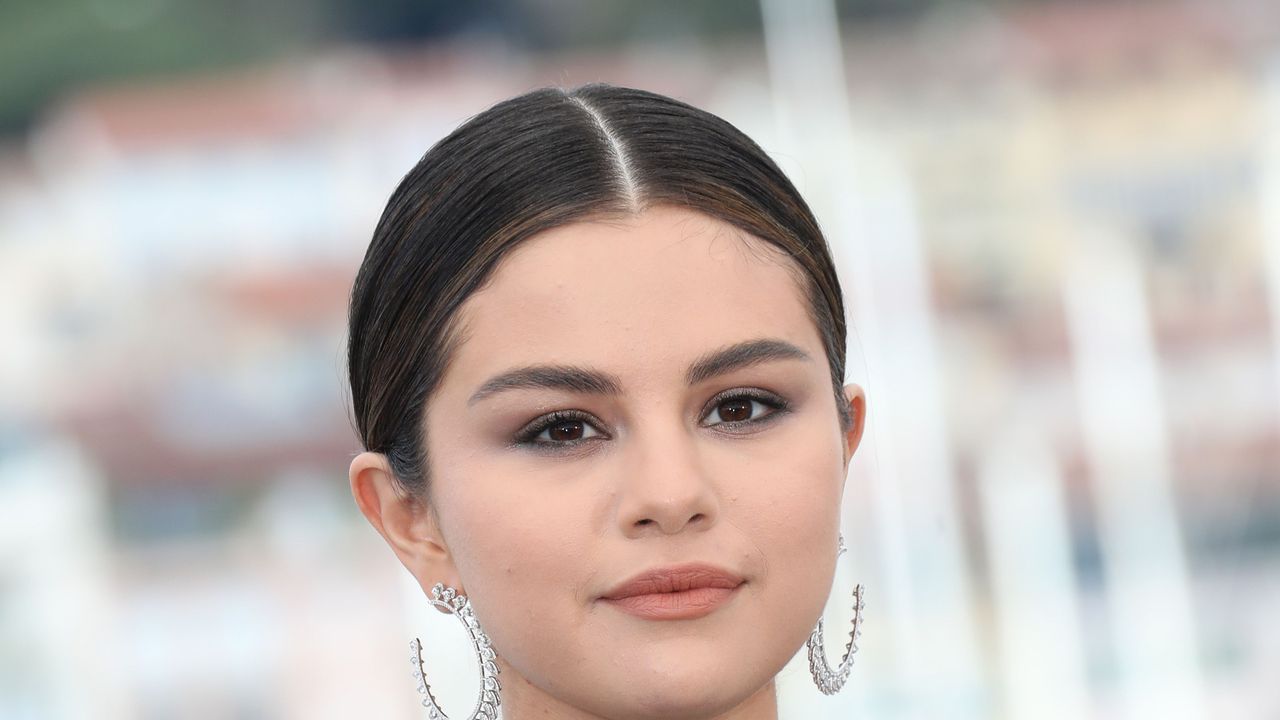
[446,205,821,390]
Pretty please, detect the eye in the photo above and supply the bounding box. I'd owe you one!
[515,410,607,449]
[701,390,789,429]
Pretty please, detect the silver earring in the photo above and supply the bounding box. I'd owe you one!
[409,583,501,720]
[807,533,865,695]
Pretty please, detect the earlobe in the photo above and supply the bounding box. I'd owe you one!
[348,452,464,594]
[840,384,867,471]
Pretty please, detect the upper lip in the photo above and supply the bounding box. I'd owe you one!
[600,563,746,600]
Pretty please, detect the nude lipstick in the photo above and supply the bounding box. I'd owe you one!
[600,563,745,620]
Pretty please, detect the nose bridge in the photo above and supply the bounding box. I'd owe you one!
[616,409,719,536]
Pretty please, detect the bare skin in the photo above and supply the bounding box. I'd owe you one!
[351,205,866,720]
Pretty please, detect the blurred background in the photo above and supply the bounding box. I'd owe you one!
[1,0,1277,718]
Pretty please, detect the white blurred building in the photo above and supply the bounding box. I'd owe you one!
[0,2,1277,717]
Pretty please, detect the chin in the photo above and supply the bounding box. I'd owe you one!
[614,685,755,720]
[601,650,776,720]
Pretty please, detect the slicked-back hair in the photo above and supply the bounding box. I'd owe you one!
[348,84,849,496]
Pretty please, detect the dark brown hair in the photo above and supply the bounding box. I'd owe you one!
[348,84,849,495]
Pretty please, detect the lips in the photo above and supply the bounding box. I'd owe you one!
[599,563,745,621]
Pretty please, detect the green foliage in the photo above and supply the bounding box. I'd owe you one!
[0,0,321,135]
[0,0,1024,137]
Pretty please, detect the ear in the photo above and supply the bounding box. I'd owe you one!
[348,451,464,598]
[840,383,867,474]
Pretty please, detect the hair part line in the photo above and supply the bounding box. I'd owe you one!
[567,93,642,212]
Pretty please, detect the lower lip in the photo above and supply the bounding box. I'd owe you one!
[602,585,742,620]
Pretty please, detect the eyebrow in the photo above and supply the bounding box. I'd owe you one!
[467,338,812,406]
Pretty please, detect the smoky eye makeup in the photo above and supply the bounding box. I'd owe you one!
[699,387,791,432]
[509,385,794,453]
[511,409,611,451]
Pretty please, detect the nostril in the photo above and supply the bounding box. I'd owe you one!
[636,519,654,526]
[689,513,705,524]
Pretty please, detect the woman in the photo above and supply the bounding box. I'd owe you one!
[346,84,867,720]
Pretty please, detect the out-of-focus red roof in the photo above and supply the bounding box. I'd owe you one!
[212,264,356,327]
[61,400,358,487]
[1007,0,1280,76]
[58,69,317,149]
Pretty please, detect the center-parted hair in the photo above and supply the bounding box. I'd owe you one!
[348,84,849,495]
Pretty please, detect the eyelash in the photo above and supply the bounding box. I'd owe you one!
[512,389,791,451]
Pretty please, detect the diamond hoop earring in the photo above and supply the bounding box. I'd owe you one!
[409,583,501,720]
[807,533,865,695]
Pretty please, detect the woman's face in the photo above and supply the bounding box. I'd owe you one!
[379,205,863,719]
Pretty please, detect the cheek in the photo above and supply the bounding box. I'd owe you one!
[448,475,593,583]
[727,414,845,539]
[723,416,845,614]
[433,467,599,660]
[427,422,597,595]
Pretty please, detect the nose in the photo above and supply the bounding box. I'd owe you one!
[615,421,720,537]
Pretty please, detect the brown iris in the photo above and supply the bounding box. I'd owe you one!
[548,420,586,442]
[716,398,752,423]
